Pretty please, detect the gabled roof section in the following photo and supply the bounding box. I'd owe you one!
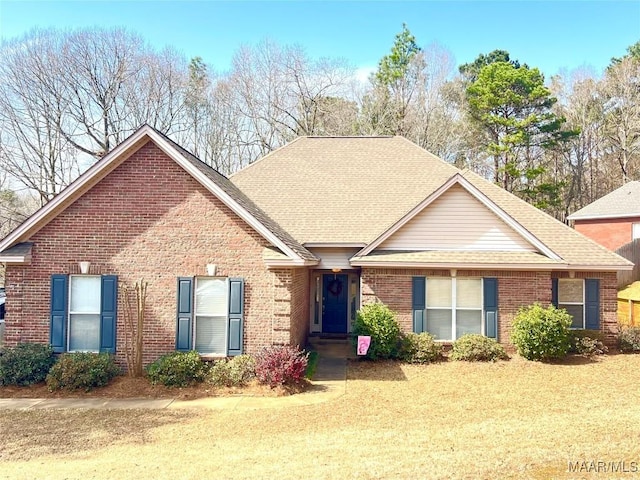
[228,135,631,271]
[0,125,317,265]
[358,173,561,260]
[568,181,640,220]
[231,136,460,244]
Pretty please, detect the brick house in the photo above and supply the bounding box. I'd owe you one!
[568,181,640,251]
[0,126,632,364]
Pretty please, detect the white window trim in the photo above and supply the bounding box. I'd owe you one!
[558,278,585,329]
[426,278,484,342]
[633,222,640,240]
[67,275,101,353]
[193,276,229,358]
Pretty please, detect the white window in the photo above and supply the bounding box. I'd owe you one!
[194,277,228,356]
[68,275,101,352]
[426,278,483,341]
[558,279,584,329]
[633,223,640,240]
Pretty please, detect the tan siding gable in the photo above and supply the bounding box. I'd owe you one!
[379,184,537,252]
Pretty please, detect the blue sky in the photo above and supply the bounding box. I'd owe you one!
[1,1,639,79]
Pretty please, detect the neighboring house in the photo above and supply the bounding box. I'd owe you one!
[0,126,632,366]
[567,181,640,251]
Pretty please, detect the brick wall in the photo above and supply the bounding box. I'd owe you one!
[361,268,618,347]
[3,141,304,364]
[574,218,640,251]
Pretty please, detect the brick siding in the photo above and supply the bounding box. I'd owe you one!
[574,218,640,251]
[361,268,618,347]
[3,141,305,365]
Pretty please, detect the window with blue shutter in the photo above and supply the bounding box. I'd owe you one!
[585,279,600,330]
[483,278,498,339]
[50,275,69,353]
[412,277,425,333]
[176,276,245,356]
[411,277,494,341]
[49,274,118,353]
[556,278,596,329]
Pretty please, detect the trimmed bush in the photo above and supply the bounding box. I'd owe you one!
[146,351,207,387]
[351,303,402,360]
[618,326,640,353]
[46,352,120,391]
[569,329,608,358]
[450,334,509,362]
[255,345,308,388]
[511,304,572,361]
[207,355,256,387]
[400,333,443,364]
[0,343,56,386]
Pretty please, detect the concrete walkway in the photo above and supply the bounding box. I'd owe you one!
[0,340,350,411]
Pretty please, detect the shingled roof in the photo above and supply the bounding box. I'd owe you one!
[231,136,631,270]
[568,181,640,221]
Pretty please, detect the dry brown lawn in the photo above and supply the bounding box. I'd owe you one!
[2,354,640,480]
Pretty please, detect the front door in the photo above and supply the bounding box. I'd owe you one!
[322,274,348,333]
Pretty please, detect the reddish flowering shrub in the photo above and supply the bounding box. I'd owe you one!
[255,345,308,388]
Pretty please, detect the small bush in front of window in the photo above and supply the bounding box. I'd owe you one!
[145,351,207,387]
[255,345,308,388]
[351,303,402,360]
[0,343,57,386]
[400,333,444,364]
[511,304,572,361]
[618,326,640,353]
[46,352,120,391]
[207,355,256,387]
[450,334,509,362]
[569,329,608,358]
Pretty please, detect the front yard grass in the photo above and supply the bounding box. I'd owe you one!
[2,353,640,479]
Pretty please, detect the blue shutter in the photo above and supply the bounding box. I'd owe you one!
[585,279,600,330]
[176,277,193,351]
[100,275,118,353]
[483,278,498,339]
[412,277,426,333]
[551,278,559,307]
[228,278,244,356]
[50,274,68,353]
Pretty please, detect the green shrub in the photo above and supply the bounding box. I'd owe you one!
[450,334,509,362]
[400,333,443,363]
[146,351,207,387]
[569,329,608,358]
[511,304,572,361]
[207,355,256,387]
[305,351,319,379]
[255,345,308,388]
[618,326,640,353]
[46,353,120,391]
[0,343,56,386]
[351,303,402,360]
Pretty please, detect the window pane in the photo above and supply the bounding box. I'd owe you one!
[69,314,100,351]
[456,310,482,338]
[70,276,101,313]
[457,279,482,308]
[196,278,227,316]
[558,279,583,303]
[195,316,226,355]
[426,309,452,340]
[427,279,451,308]
[561,304,584,329]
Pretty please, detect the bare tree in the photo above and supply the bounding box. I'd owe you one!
[601,57,640,183]
[0,30,80,204]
